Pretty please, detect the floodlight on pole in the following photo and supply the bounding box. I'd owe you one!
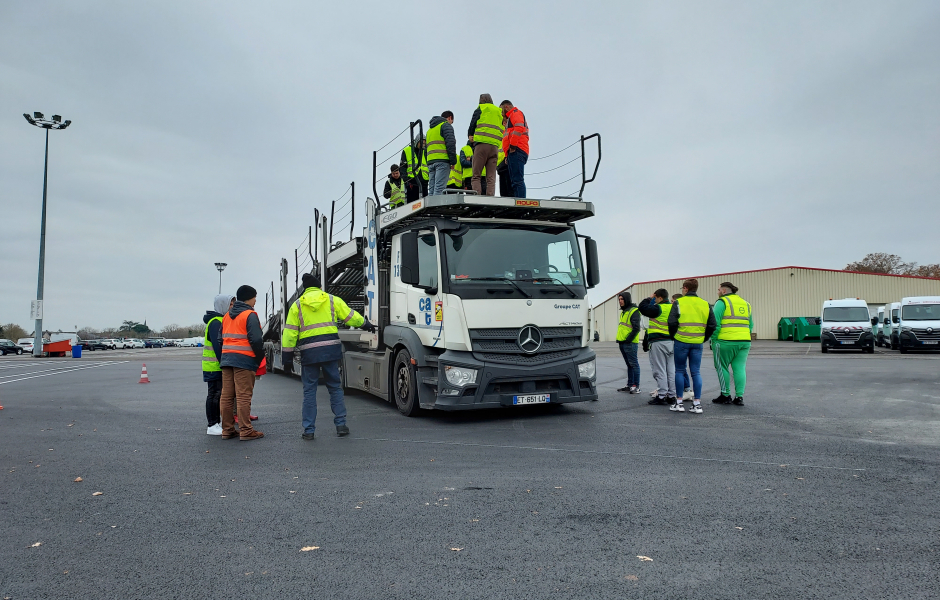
[215,262,228,294]
[24,111,71,357]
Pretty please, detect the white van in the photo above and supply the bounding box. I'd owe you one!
[820,298,874,353]
[897,296,940,353]
[874,307,885,346]
[882,302,901,349]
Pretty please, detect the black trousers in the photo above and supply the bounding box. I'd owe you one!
[206,379,222,426]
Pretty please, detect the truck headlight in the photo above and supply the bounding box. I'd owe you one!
[577,359,596,379]
[444,365,478,387]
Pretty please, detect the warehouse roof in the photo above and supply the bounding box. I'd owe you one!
[597,265,940,307]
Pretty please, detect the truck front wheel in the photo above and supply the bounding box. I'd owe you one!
[393,349,421,417]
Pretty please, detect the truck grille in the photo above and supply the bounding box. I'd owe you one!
[469,326,582,365]
[911,328,940,341]
[830,327,864,342]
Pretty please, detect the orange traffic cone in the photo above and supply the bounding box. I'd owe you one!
[138,363,151,384]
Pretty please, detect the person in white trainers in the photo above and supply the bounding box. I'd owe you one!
[667,279,716,414]
[672,293,693,401]
[203,293,234,435]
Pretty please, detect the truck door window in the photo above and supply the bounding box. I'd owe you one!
[418,233,437,289]
[547,240,576,284]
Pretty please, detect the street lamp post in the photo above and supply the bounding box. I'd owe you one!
[24,112,71,358]
[215,263,228,294]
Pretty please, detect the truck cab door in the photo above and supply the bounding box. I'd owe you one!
[392,228,442,348]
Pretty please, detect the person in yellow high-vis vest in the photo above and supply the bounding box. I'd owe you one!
[667,278,716,414]
[468,93,504,196]
[638,288,677,406]
[202,293,233,435]
[382,164,407,208]
[459,139,474,191]
[710,281,753,406]
[616,292,642,393]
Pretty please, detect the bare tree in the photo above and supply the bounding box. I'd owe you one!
[845,253,914,274]
[909,264,940,278]
[1,323,29,341]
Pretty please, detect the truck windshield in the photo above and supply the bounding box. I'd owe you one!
[823,307,870,322]
[901,304,940,320]
[443,224,585,286]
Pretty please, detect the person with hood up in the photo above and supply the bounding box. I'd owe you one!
[638,289,677,406]
[383,164,406,208]
[220,285,265,440]
[203,293,233,435]
[282,270,377,441]
[617,291,642,393]
[425,111,458,196]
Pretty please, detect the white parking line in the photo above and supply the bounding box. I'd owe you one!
[0,361,128,385]
[0,361,111,380]
[0,362,48,370]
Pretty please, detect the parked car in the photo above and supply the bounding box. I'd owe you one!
[81,339,109,350]
[163,339,178,347]
[17,338,35,353]
[144,338,165,348]
[0,339,25,355]
[127,338,145,348]
[98,338,119,350]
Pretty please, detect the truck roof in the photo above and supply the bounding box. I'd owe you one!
[823,298,868,307]
[376,193,594,232]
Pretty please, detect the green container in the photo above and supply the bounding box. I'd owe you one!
[777,317,795,341]
[793,317,821,342]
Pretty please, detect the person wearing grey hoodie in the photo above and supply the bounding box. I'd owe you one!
[426,111,458,196]
[203,293,234,435]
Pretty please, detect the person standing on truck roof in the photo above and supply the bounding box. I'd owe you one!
[468,93,504,196]
[383,164,406,208]
[400,137,428,202]
[426,111,458,197]
[638,289,677,406]
[282,271,377,441]
[710,282,752,406]
[203,293,233,435]
[500,100,529,198]
[220,285,265,440]
[459,137,474,191]
[667,279,716,414]
[617,292,642,393]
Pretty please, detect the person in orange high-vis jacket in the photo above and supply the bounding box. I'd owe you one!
[500,100,529,198]
[220,285,265,440]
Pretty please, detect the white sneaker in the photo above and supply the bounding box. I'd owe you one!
[690,404,703,414]
[670,402,685,413]
[683,390,694,401]
[207,423,223,435]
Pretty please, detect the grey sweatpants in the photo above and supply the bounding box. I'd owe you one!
[649,340,676,399]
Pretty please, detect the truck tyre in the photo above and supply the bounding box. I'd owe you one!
[891,337,898,350]
[899,346,908,354]
[393,349,421,417]
[821,344,828,354]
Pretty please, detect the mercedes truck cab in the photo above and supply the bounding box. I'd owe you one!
[874,307,885,346]
[897,296,940,353]
[820,298,874,353]
[883,302,901,349]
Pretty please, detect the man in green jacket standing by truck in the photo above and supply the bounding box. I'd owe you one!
[711,281,753,406]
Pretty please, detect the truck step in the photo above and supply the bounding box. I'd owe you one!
[421,376,439,386]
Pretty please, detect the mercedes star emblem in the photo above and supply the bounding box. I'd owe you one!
[517,325,543,354]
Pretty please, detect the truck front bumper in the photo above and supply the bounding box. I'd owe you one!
[424,347,598,410]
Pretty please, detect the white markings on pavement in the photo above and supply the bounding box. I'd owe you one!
[0,361,129,385]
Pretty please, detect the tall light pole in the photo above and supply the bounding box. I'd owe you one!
[215,263,227,294]
[24,112,71,357]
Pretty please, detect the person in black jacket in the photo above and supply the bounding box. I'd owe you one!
[617,292,642,393]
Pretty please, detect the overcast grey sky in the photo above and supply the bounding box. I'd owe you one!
[2,0,938,331]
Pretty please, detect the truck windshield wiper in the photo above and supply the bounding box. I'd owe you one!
[458,277,532,298]
[532,277,577,298]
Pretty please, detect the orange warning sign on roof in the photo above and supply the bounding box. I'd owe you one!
[515,200,539,207]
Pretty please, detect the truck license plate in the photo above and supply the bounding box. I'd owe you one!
[841,341,854,344]
[924,341,938,345]
[513,394,550,405]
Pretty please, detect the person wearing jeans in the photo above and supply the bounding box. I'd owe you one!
[425,111,458,197]
[500,100,529,198]
[301,362,346,436]
[667,278,716,414]
[616,292,642,393]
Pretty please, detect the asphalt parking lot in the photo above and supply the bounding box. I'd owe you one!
[1,342,938,599]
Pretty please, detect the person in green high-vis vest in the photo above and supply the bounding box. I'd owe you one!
[203,293,233,435]
[711,281,753,406]
[467,93,505,196]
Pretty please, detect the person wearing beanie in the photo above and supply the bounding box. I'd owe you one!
[616,291,642,393]
[710,282,753,406]
[202,293,234,435]
[219,284,265,440]
[667,278,716,414]
[282,269,376,441]
[383,164,406,208]
[638,288,678,406]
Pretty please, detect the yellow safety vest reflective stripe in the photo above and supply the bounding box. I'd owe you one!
[648,302,672,336]
[281,288,365,353]
[717,294,752,341]
[202,316,222,372]
[474,103,505,146]
[402,145,428,179]
[617,307,638,342]
[460,145,473,181]
[675,295,710,344]
[426,122,448,161]
[388,178,405,207]
[447,164,462,187]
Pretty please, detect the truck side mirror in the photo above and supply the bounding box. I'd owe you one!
[871,317,877,325]
[400,231,419,286]
[584,237,600,289]
[892,316,899,324]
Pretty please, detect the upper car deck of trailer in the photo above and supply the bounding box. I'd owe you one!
[375,193,595,232]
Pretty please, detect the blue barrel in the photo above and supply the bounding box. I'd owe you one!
[72,344,82,358]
